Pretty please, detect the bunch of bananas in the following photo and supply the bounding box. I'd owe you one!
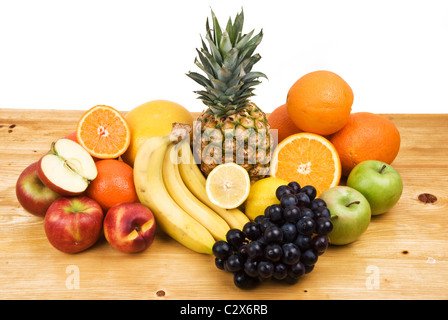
[133,123,250,254]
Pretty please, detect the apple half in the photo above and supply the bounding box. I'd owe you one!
[38,138,97,196]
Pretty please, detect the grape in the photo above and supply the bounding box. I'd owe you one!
[280,194,298,208]
[215,257,226,270]
[225,254,243,272]
[310,198,327,211]
[244,258,259,277]
[284,275,299,285]
[299,207,314,219]
[237,243,249,260]
[276,185,293,200]
[301,249,318,266]
[258,216,274,233]
[213,181,331,289]
[315,218,333,235]
[226,229,246,249]
[212,240,232,259]
[273,263,288,280]
[233,270,259,289]
[243,221,261,240]
[287,261,305,279]
[314,206,331,219]
[294,234,312,251]
[287,181,301,194]
[246,240,264,259]
[281,243,301,265]
[283,206,301,223]
[300,185,317,201]
[265,243,283,262]
[296,216,316,235]
[296,192,310,208]
[311,234,329,255]
[280,222,297,242]
[254,214,265,224]
[258,261,274,279]
[265,204,283,223]
[304,264,315,274]
[264,225,283,243]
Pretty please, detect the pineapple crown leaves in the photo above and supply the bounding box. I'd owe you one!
[186,8,267,117]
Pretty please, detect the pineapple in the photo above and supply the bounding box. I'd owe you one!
[187,9,272,183]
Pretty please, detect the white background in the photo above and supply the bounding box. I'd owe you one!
[0,0,447,113]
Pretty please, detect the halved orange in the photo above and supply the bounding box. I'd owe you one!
[270,132,341,196]
[76,105,131,159]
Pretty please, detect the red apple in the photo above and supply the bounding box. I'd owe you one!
[45,196,104,254]
[15,161,61,217]
[103,202,156,253]
[38,138,97,196]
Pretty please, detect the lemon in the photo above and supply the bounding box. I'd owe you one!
[205,163,251,209]
[244,177,288,220]
[122,100,194,167]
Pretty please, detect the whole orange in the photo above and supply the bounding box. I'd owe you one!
[268,104,302,143]
[85,159,139,211]
[329,112,401,176]
[286,70,354,135]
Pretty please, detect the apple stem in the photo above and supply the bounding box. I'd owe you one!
[379,164,387,174]
[346,201,360,207]
[49,141,57,155]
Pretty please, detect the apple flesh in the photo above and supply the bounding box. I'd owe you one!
[38,138,97,196]
[103,202,156,253]
[44,196,104,254]
[16,161,61,217]
[347,160,403,215]
[319,186,371,246]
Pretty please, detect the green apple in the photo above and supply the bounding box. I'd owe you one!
[346,160,403,215]
[319,186,371,246]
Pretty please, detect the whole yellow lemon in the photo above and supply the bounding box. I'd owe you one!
[122,100,193,166]
[244,177,288,220]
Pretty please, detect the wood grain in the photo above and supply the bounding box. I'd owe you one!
[1,108,447,300]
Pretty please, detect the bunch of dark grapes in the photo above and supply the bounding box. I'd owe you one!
[212,182,333,289]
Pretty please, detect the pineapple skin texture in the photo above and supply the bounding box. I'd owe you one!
[193,102,273,183]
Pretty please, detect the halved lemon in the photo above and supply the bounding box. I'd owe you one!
[270,132,341,196]
[205,163,251,209]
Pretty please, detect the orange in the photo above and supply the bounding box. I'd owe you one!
[85,159,139,211]
[76,105,130,159]
[268,104,302,143]
[286,70,354,136]
[329,112,401,176]
[270,132,341,196]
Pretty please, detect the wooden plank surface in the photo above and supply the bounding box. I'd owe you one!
[1,108,447,300]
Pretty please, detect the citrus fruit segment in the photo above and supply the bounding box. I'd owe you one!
[270,132,341,196]
[205,163,251,209]
[76,105,130,159]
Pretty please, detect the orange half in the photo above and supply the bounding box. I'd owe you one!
[76,105,131,159]
[270,132,341,196]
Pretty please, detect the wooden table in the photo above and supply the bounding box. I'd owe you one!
[1,109,447,300]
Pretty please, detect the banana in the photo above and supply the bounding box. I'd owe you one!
[162,143,230,241]
[133,132,215,255]
[177,140,251,230]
